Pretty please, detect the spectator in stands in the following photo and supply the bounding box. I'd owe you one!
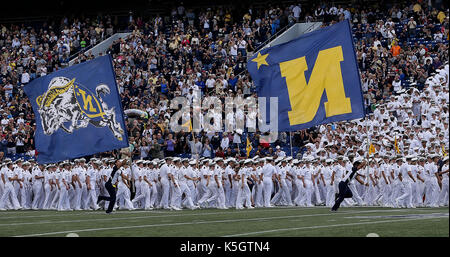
[391,40,402,57]
[408,16,418,37]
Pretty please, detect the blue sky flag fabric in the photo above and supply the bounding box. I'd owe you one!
[23,55,128,163]
[247,19,365,132]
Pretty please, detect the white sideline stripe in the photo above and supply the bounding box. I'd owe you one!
[11,209,438,237]
[0,209,309,227]
[0,206,338,221]
[0,210,176,220]
[222,216,450,237]
[4,209,357,227]
[0,206,439,220]
[0,206,442,219]
[1,208,416,227]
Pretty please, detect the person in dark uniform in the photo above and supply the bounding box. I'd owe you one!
[97,159,126,214]
[331,158,367,211]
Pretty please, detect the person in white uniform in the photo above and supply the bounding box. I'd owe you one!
[131,160,145,208]
[395,157,416,208]
[42,164,57,209]
[197,160,213,208]
[252,159,265,208]
[262,157,276,207]
[149,161,160,208]
[177,159,197,209]
[438,156,449,206]
[85,161,101,210]
[158,157,173,209]
[116,160,135,210]
[57,162,72,211]
[31,163,45,209]
[132,160,153,210]
[236,160,253,209]
[71,159,84,210]
[0,161,21,210]
[22,162,33,209]
[424,155,440,207]
[13,159,26,208]
[169,158,182,210]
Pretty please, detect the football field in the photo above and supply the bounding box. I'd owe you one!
[0,207,448,237]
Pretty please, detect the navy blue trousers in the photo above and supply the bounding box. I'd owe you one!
[331,181,353,211]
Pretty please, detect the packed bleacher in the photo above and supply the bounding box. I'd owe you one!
[0,1,448,162]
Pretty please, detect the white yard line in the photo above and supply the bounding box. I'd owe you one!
[222,216,450,237]
[1,208,416,227]
[0,210,166,219]
[1,206,438,220]
[11,209,438,237]
[0,209,304,226]
[0,206,347,221]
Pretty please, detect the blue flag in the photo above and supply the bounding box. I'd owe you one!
[23,55,128,163]
[248,20,365,132]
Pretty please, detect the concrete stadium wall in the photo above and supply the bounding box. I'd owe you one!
[261,22,323,50]
[69,32,131,66]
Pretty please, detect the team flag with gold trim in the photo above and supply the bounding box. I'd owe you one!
[23,55,128,163]
[246,137,253,157]
[247,20,365,131]
[394,136,400,154]
[369,143,376,155]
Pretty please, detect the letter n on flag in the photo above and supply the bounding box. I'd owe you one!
[247,20,365,131]
[23,55,128,164]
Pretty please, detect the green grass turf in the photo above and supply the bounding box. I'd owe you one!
[0,207,447,237]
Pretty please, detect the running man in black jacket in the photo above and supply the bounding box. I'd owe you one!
[97,159,126,214]
[331,159,367,211]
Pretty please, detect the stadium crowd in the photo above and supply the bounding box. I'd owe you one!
[0,1,449,211]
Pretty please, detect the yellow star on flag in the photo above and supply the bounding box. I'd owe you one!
[252,52,269,70]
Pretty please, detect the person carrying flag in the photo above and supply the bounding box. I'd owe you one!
[97,159,127,214]
[331,158,367,211]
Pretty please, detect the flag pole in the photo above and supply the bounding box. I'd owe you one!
[289,131,293,157]
[128,151,135,199]
[365,93,371,185]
